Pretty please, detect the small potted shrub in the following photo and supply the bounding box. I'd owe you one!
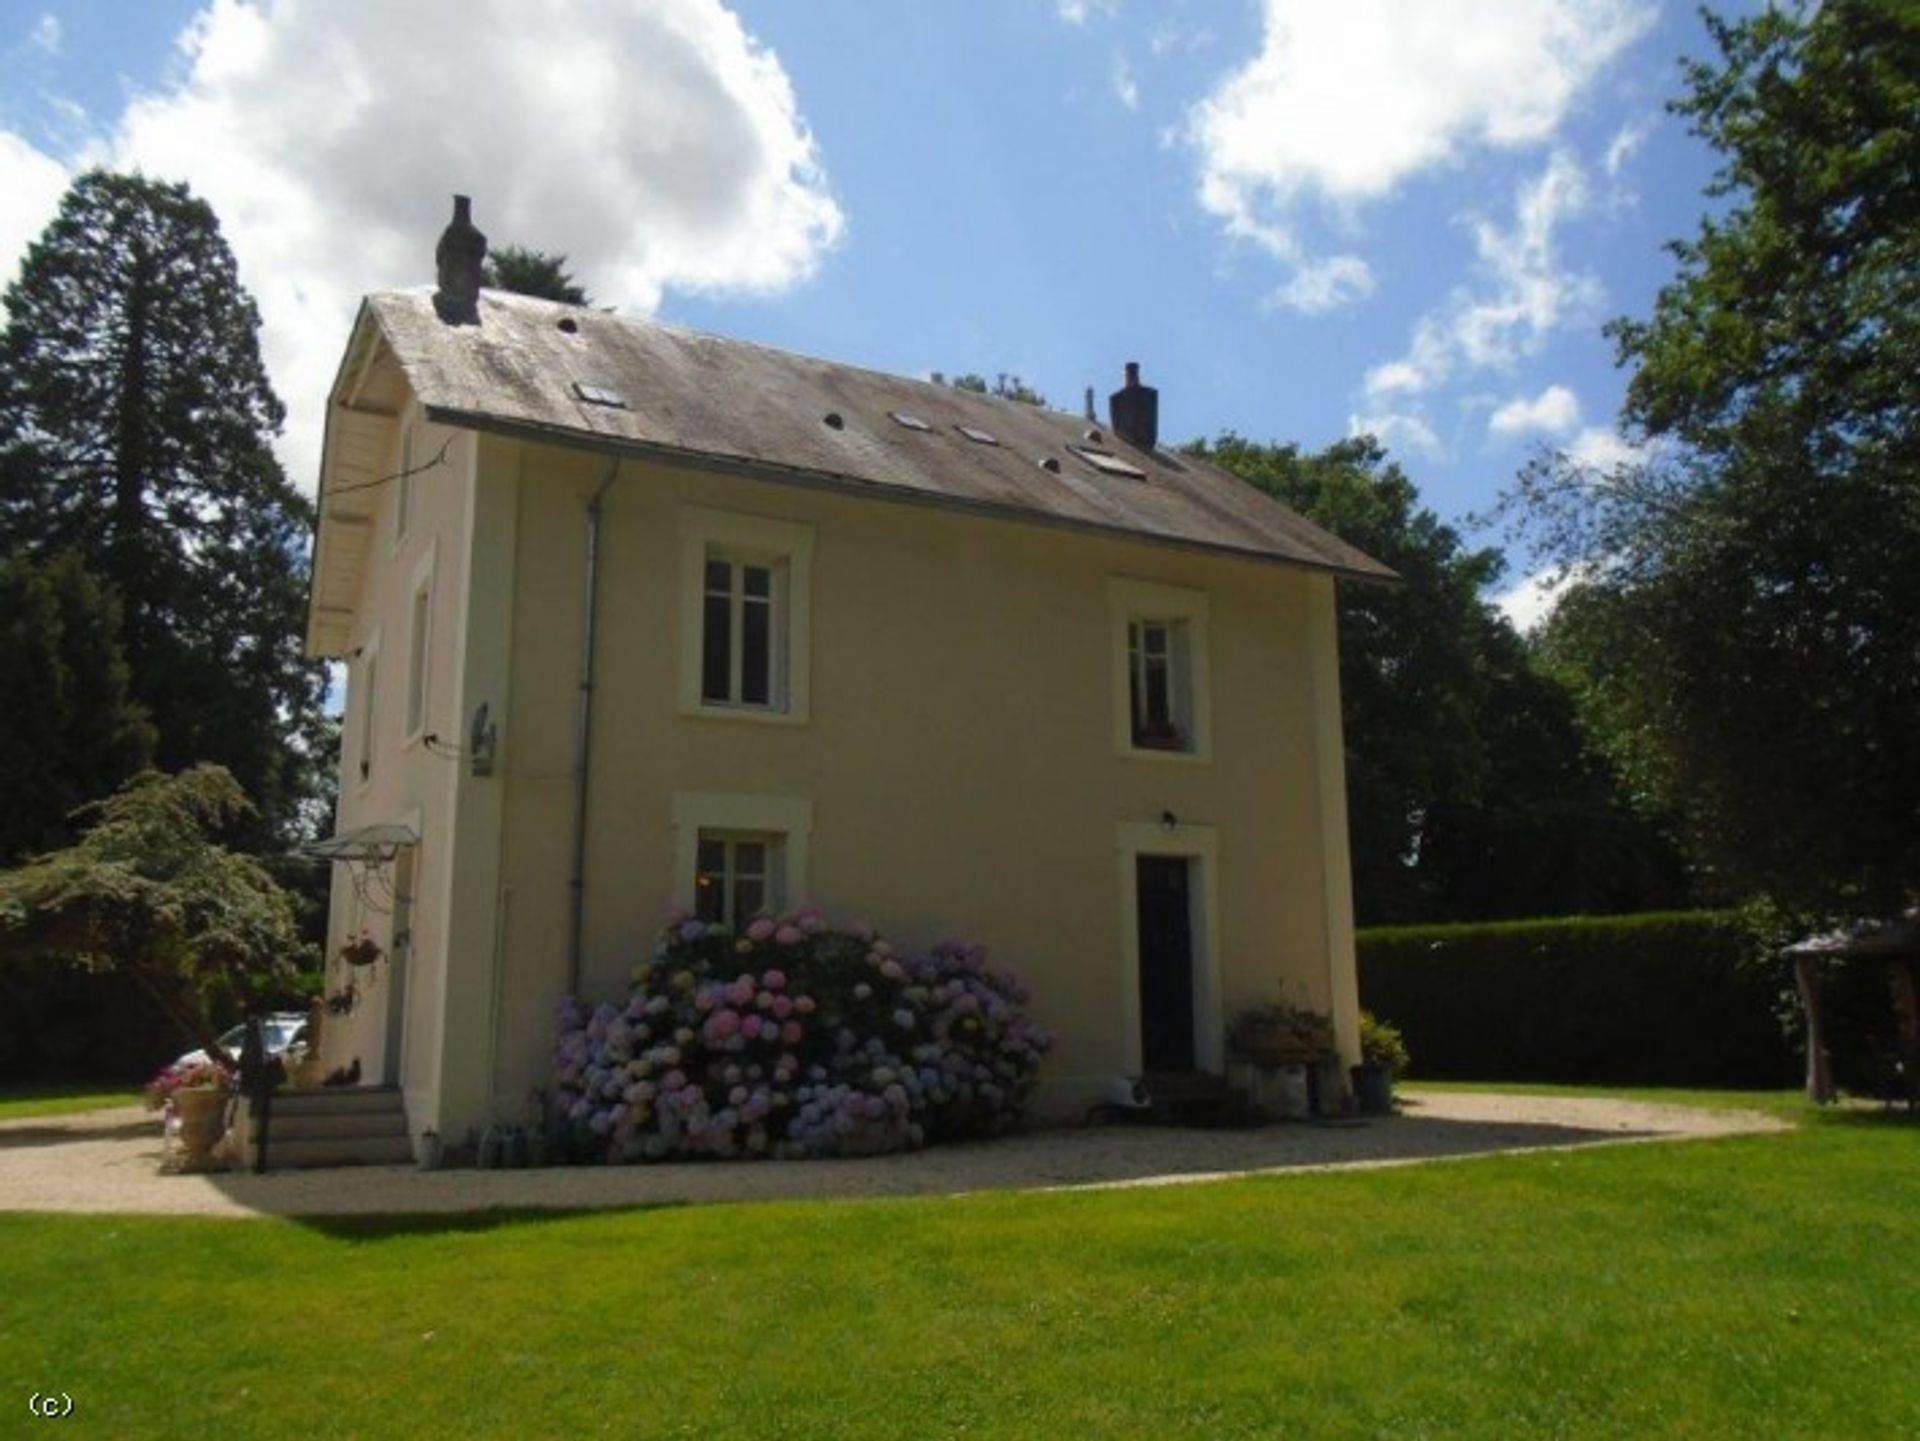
[1351,1010,1410,1115]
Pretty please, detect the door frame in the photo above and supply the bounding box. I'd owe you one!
[1116,820,1223,1075]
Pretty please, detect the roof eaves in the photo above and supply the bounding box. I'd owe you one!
[422,403,1399,585]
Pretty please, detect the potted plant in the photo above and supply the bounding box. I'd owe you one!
[338,933,383,968]
[1351,1010,1410,1116]
[145,1057,234,1172]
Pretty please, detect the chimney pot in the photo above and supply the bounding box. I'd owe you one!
[1108,361,1158,452]
[433,193,488,326]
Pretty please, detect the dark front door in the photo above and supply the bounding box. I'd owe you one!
[1136,855,1196,1072]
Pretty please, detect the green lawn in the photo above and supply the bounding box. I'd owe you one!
[0,1084,140,1121]
[1,1092,1913,1439]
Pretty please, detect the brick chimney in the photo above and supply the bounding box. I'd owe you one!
[433,194,487,325]
[1108,361,1158,452]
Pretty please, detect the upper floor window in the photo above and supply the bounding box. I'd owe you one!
[394,420,414,549]
[1128,618,1193,751]
[1109,577,1211,762]
[678,508,814,724]
[702,553,785,708]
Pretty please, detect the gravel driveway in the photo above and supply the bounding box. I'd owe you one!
[0,1090,1785,1220]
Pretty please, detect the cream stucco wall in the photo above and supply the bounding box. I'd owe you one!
[321,403,479,1137]
[322,414,1365,1142]
[457,434,1362,1131]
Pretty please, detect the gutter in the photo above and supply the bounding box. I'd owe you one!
[567,455,622,995]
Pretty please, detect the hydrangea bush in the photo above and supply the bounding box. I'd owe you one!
[555,909,1052,1162]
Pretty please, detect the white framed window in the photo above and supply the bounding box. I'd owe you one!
[404,545,436,743]
[393,418,414,551]
[1108,577,1211,761]
[672,792,813,925]
[355,634,380,786]
[694,830,784,928]
[678,508,813,725]
[701,552,786,708]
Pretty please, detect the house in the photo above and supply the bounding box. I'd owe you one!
[304,197,1393,1153]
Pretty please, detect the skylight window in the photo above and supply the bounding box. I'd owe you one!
[889,411,931,431]
[573,381,627,409]
[1069,444,1145,479]
[956,425,998,446]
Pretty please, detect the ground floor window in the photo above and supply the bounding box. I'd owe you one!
[694,830,784,927]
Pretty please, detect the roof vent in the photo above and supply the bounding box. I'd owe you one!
[573,381,626,409]
[956,425,998,446]
[1107,361,1158,451]
[1068,444,1146,479]
[556,316,579,335]
[889,411,931,431]
[1039,456,1062,473]
[433,194,487,327]
[823,412,845,429]
[1085,427,1103,443]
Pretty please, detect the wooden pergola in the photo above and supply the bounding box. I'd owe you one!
[1784,911,1920,1104]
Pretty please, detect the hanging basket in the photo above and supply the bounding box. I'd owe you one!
[338,935,384,968]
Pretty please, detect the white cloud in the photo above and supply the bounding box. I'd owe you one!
[1490,383,1582,438]
[0,0,843,491]
[1349,410,1444,460]
[1364,152,1602,399]
[30,14,62,55]
[0,131,68,289]
[1565,425,1644,470]
[1057,0,1117,25]
[1603,118,1649,177]
[1267,253,1374,314]
[1189,0,1653,254]
[1111,53,1139,110]
[1149,24,1212,58]
[1494,567,1573,632]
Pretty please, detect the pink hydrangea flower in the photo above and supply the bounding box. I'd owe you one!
[775,924,804,946]
[781,1020,804,1045]
[746,917,776,943]
[741,1014,765,1040]
[762,969,787,991]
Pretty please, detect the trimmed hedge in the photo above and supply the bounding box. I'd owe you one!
[1357,911,1799,1087]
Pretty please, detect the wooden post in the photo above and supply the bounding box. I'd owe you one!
[1794,954,1834,1104]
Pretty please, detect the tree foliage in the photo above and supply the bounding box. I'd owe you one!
[0,766,309,1057]
[1199,434,1689,924]
[1505,1,1919,916]
[933,371,1048,407]
[0,551,154,864]
[483,245,590,305]
[0,171,327,843]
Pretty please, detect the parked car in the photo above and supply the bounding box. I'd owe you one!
[172,1012,309,1070]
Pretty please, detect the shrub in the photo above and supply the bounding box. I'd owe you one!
[555,909,1053,1162]
[1357,911,1797,1087]
[1358,1010,1410,1074]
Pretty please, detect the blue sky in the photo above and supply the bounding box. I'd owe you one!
[0,1,1745,614]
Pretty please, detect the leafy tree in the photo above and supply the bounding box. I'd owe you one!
[1198,434,1689,924]
[933,371,1048,407]
[0,551,154,863]
[0,171,327,842]
[483,245,590,304]
[1503,0,1919,916]
[0,765,310,1059]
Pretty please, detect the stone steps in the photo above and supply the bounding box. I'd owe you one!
[246,1086,412,1169]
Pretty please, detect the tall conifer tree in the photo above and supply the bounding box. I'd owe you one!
[0,171,326,840]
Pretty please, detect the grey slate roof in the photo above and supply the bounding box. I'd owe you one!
[363,289,1394,581]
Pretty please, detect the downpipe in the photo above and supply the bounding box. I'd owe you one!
[567,457,622,996]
